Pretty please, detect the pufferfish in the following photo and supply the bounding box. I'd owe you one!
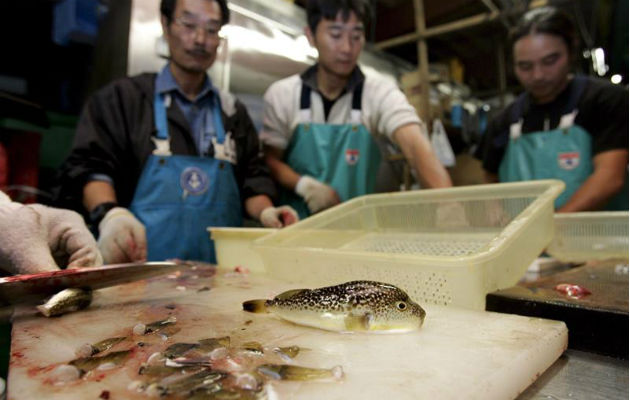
[242,281,426,333]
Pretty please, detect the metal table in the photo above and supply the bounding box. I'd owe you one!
[520,349,628,400]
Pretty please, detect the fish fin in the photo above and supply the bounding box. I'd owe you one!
[274,289,308,300]
[344,312,373,331]
[242,300,268,313]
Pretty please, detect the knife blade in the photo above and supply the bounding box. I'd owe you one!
[0,261,186,306]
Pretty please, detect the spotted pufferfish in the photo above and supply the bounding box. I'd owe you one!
[242,281,426,333]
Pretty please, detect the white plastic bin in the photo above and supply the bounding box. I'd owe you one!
[209,228,276,273]
[254,180,564,310]
[547,211,628,262]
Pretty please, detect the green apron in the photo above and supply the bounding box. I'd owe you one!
[498,76,628,210]
[281,83,381,218]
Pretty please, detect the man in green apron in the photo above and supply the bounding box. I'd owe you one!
[475,7,628,211]
[260,0,452,219]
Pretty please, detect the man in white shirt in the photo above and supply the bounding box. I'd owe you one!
[260,0,452,218]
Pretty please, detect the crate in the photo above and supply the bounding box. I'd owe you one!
[209,228,276,273]
[254,180,564,310]
[546,212,628,262]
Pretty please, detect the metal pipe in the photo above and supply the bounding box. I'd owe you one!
[376,11,500,50]
[480,0,499,14]
[413,0,430,124]
[424,11,500,37]
[497,42,507,108]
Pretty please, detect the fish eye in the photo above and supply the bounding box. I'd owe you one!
[396,301,407,311]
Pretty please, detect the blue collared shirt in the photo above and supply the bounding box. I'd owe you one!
[155,64,219,156]
[88,65,221,186]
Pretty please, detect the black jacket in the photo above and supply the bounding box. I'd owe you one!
[57,73,276,214]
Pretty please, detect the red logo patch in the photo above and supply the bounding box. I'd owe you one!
[345,149,359,165]
[557,152,580,170]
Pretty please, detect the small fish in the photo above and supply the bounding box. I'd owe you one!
[138,364,200,377]
[243,281,426,333]
[37,288,92,317]
[146,316,177,333]
[273,346,300,360]
[134,316,178,335]
[76,336,127,357]
[189,387,262,400]
[240,341,263,355]
[198,337,231,353]
[163,343,200,359]
[256,364,343,381]
[165,370,226,394]
[69,350,131,375]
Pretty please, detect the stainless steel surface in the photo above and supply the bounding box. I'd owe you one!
[519,350,628,400]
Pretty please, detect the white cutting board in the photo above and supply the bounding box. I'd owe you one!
[7,267,567,400]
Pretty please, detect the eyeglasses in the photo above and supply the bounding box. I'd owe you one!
[174,17,222,39]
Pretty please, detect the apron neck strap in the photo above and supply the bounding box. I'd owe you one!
[154,92,170,140]
[298,84,311,122]
[562,75,588,115]
[208,93,227,144]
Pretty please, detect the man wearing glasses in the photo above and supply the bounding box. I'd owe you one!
[58,0,297,264]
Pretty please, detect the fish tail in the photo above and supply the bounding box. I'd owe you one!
[242,299,267,313]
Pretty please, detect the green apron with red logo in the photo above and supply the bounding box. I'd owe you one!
[281,82,381,218]
[498,76,628,210]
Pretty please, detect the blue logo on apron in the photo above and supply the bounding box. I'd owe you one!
[180,166,210,195]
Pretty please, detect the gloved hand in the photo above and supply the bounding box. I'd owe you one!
[0,197,103,275]
[260,206,299,228]
[97,207,147,264]
[295,175,341,214]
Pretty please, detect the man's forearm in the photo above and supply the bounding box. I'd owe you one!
[559,150,628,212]
[394,124,453,189]
[558,171,625,212]
[412,155,453,188]
[245,194,274,220]
[264,147,301,191]
[83,181,117,212]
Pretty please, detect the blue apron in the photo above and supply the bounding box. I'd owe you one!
[498,76,628,210]
[281,83,381,218]
[129,89,242,263]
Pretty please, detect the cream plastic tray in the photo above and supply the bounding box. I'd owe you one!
[209,228,276,273]
[254,180,565,310]
[546,211,629,262]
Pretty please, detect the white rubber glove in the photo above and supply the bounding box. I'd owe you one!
[260,206,299,228]
[295,175,341,214]
[97,207,147,264]
[0,196,103,275]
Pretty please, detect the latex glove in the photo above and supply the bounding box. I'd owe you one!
[0,201,103,275]
[295,175,341,214]
[97,207,147,264]
[260,206,299,228]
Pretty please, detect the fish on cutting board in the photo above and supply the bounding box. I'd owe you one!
[243,280,426,333]
[37,288,93,317]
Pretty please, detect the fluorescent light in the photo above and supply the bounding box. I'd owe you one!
[592,48,608,76]
[611,74,622,84]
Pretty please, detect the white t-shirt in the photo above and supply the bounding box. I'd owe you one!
[260,70,422,150]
